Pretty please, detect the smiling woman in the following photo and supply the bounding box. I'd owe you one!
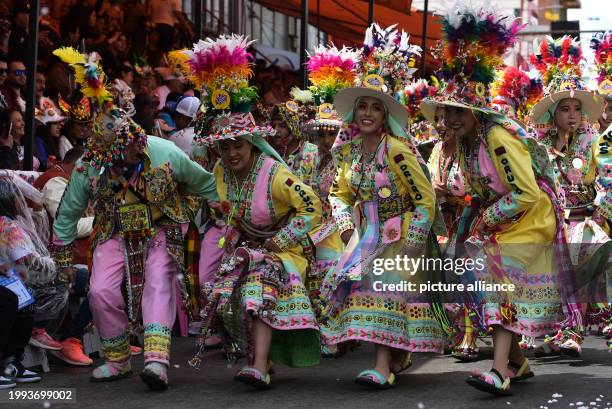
[318,23,447,391]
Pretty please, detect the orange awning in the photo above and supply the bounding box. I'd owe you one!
[253,0,442,69]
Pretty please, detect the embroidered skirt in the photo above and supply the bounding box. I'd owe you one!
[319,201,446,353]
[208,245,320,368]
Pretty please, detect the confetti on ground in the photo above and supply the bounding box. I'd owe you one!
[552,394,563,398]
[417,403,425,409]
[43,402,51,409]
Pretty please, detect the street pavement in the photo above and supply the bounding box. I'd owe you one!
[4,334,611,409]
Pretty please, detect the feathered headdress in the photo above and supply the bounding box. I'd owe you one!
[169,34,258,113]
[420,0,524,123]
[169,35,271,144]
[491,66,543,123]
[590,31,612,96]
[529,36,603,124]
[52,47,112,108]
[530,36,583,93]
[53,47,146,171]
[402,79,440,122]
[303,45,357,135]
[306,45,357,105]
[334,24,422,131]
[355,23,421,96]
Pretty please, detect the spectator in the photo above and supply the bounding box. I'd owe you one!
[96,30,129,78]
[147,0,182,52]
[168,95,199,156]
[154,91,181,138]
[34,98,67,168]
[132,92,156,134]
[35,72,46,101]
[0,178,45,387]
[0,59,27,112]
[0,53,7,109]
[0,115,18,170]
[58,18,80,48]
[119,62,135,87]
[7,1,29,61]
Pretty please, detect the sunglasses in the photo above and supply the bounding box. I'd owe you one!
[0,69,6,75]
[11,69,26,76]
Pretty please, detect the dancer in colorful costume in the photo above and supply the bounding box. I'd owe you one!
[319,23,449,390]
[591,30,612,349]
[402,79,441,160]
[490,66,544,352]
[50,47,218,390]
[421,2,570,396]
[528,36,608,357]
[268,92,319,185]
[172,35,322,390]
[300,45,357,347]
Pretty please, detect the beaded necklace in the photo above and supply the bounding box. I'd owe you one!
[218,154,260,248]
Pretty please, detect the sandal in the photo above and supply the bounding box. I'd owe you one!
[466,368,512,396]
[559,331,583,357]
[507,358,534,383]
[90,361,132,383]
[390,352,412,375]
[355,369,396,390]
[452,346,479,362]
[234,367,271,390]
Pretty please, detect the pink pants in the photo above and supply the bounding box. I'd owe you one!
[89,228,177,341]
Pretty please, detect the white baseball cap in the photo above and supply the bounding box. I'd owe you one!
[175,96,201,119]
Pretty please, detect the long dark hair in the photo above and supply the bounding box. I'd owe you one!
[36,123,61,159]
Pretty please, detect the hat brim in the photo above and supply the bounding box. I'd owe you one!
[39,114,67,125]
[334,87,408,127]
[303,118,342,134]
[529,90,604,124]
[420,98,502,123]
[201,126,274,145]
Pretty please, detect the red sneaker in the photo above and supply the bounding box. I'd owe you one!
[29,328,62,351]
[51,338,93,366]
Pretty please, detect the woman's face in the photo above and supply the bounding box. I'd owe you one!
[271,118,294,151]
[9,111,25,139]
[433,106,447,138]
[317,129,336,154]
[49,122,62,138]
[444,106,477,140]
[70,123,90,141]
[554,98,582,134]
[354,96,386,135]
[219,138,254,174]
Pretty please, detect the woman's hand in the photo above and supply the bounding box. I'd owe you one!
[263,239,282,254]
[340,229,354,245]
[433,181,447,200]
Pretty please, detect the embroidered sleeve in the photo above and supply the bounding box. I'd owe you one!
[52,162,91,247]
[388,140,436,247]
[169,145,219,202]
[596,125,612,220]
[271,166,322,251]
[482,126,541,228]
[328,149,356,235]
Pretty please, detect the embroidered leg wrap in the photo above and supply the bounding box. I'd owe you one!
[101,332,131,363]
[143,324,171,365]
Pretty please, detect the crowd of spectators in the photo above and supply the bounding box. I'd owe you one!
[0,0,299,172]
